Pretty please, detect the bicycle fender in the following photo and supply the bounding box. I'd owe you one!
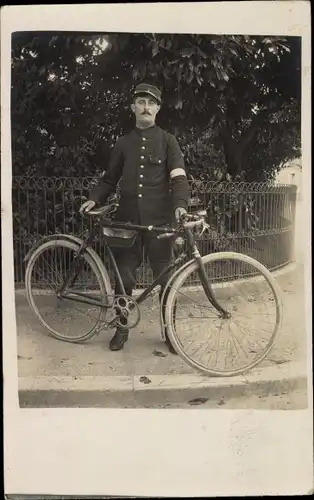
[24,233,114,304]
[159,258,195,340]
[23,234,87,262]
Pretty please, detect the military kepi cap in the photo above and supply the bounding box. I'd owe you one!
[134,83,162,103]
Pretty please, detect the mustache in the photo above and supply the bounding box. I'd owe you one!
[141,111,152,115]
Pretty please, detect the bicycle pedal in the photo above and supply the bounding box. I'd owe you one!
[95,321,111,334]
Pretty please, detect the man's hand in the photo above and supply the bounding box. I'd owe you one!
[79,200,96,213]
[175,207,188,222]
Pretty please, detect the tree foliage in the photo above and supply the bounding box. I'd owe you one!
[11,32,301,180]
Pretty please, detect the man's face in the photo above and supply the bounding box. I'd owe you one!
[131,95,160,126]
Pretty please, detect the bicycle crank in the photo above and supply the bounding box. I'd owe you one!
[112,295,141,329]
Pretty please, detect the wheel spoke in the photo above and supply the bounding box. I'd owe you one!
[26,241,107,342]
[40,252,64,286]
[229,323,250,359]
[31,269,57,291]
[175,315,221,321]
[168,256,280,376]
[170,286,222,317]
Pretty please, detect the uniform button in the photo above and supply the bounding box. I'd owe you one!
[138,194,142,198]
[141,146,146,150]
[142,137,146,141]
[140,156,145,159]
[140,165,144,169]
[139,184,143,188]
[158,160,162,164]
[140,175,144,178]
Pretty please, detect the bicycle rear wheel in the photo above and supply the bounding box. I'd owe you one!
[25,239,112,342]
[165,252,283,377]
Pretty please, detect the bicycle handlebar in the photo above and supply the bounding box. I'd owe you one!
[82,202,207,238]
[157,232,176,240]
[156,214,205,239]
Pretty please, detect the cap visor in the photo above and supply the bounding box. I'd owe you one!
[134,90,161,102]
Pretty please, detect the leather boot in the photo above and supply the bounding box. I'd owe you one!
[109,329,129,351]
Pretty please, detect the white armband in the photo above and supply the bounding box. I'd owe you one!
[170,168,187,179]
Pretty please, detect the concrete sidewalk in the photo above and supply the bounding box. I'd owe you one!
[16,263,308,408]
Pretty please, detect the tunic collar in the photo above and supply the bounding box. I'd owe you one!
[134,124,158,137]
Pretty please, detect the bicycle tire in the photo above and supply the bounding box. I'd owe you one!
[25,238,113,343]
[165,251,283,377]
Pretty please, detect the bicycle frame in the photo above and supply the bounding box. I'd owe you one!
[56,220,186,305]
[56,216,229,319]
[105,243,188,305]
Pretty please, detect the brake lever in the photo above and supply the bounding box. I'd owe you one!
[199,221,211,236]
[178,213,191,226]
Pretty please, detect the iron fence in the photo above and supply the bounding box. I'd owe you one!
[12,176,297,289]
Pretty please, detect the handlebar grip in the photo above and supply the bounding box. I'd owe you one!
[157,233,175,240]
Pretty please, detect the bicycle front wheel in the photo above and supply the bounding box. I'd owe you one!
[25,239,112,343]
[165,252,283,377]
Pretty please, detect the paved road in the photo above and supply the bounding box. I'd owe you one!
[17,263,307,379]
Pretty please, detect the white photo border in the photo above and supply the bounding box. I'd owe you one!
[2,2,312,496]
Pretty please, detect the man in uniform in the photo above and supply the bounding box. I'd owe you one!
[80,82,189,352]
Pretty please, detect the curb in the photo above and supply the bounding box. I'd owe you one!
[19,362,308,408]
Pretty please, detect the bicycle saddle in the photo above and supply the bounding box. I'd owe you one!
[87,203,117,217]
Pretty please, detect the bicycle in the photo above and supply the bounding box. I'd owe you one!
[24,196,283,377]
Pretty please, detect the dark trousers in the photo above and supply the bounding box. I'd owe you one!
[112,232,174,333]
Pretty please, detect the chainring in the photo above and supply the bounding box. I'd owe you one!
[112,294,141,329]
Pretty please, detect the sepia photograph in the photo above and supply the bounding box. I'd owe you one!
[2,2,312,497]
[11,30,307,410]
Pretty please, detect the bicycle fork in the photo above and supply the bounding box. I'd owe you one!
[192,246,230,319]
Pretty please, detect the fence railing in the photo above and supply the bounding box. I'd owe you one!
[12,176,297,289]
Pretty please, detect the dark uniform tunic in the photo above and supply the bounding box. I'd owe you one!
[90,124,190,297]
[90,125,189,225]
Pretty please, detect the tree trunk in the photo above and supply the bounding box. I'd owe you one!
[219,108,270,178]
[220,127,244,177]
